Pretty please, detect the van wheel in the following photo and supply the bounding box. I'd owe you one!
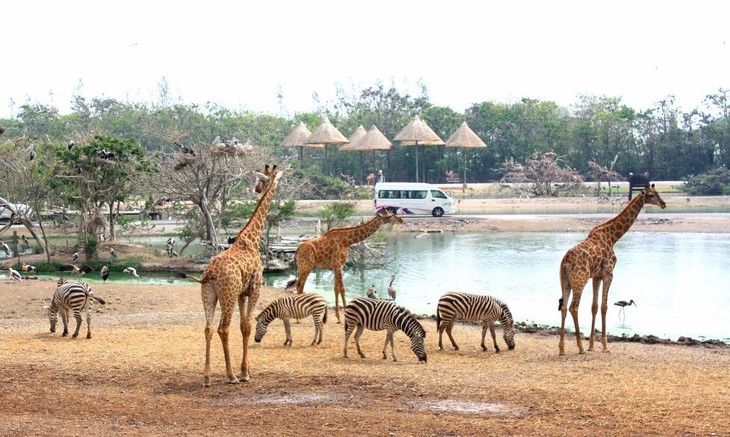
[432,207,444,217]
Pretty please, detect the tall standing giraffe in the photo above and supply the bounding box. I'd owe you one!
[558,184,666,355]
[184,164,283,386]
[286,211,404,322]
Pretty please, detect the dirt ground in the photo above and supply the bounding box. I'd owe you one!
[1,280,728,436]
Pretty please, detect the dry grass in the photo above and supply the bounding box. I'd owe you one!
[1,280,728,435]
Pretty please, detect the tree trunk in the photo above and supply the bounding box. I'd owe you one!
[0,196,49,261]
[199,199,218,247]
[108,202,116,242]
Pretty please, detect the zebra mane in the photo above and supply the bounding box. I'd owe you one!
[496,299,513,326]
[395,304,425,337]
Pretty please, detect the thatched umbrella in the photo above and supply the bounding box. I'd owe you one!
[340,125,392,184]
[281,122,323,162]
[306,117,348,174]
[339,125,367,151]
[394,115,444,182]
[445,121,487,184]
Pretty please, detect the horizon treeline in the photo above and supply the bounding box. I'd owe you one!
[1,84,728,183]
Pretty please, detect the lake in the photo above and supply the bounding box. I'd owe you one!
[266,231,730,343]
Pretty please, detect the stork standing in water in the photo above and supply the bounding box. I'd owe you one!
[110,247,118,259]
[387,274,397,301]
[366,285,377,299]
[1,241,10,256]
[614,299,636,325]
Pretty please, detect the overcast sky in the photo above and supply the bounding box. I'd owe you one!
[3,0,728,118]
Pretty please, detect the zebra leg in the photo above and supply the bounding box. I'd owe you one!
[438,319,446,350]
[489,323,499,353]
[446,323,459,350]
[72,310,82,338]
[382,331,391,359]
[61,309,69,336]
[389,331,397,362]
[481,322,488,351]
[202,285,218,387]
[312,315,320,346]
[588,278,600,351]
[343,322,354,358]
[85,304,92,339]
[283,318,292,346]
[354,324,366,358]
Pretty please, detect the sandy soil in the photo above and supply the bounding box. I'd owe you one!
[1,280,728,436]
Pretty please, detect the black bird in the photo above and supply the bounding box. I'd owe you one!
[67,141,75,151]
[100,265,110,282]
[227,236,237,244]
[0,126,5,135]
[27,144,36,161]
[614,299,636,308]
[97,149,116,160]
[614,300,636,325]
[174,141,195,156]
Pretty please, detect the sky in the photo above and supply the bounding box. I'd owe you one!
[2,0,729,118]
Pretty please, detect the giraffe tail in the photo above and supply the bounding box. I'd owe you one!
[559,263,570,311]
[175,271,203,283]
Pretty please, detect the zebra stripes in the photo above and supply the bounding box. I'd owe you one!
[436,292,515,352]
[255,293,328,346]
[343,297,427,363]
[48,281,105,339]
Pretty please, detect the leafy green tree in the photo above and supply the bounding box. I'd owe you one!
[319,201,356,230]
[682,166,730,195]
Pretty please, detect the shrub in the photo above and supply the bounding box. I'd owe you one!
[683,167,730,195]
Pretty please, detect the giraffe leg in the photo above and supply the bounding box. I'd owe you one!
[296,269,311,294]
[600,272,613,352]
[354,324,366,358]
[558,278,571,355]
[446,322,459,350]
[569,291,585,354]
[283,318,292,346]
[334,268,346,324]
[202,285,218,387]
[588,278,601,351]
[481,322,488,351]
[489,322,500,353]
[216,295,238,385]
[240,277,261,382]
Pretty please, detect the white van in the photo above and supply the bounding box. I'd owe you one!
[374,182,457,217]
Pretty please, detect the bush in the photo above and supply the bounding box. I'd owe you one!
[319,202,356,230]
[683,167,730,195]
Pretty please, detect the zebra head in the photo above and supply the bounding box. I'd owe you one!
[500,302,516,350]
[254,317,268,343]
[409,320,428,363]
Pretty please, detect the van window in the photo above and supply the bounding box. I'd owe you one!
[430,190,447,199]
[378,190,401,199]
[412,190,428,199]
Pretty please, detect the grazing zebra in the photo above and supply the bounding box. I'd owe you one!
[254,293,327,346]
[343,297,427,363]
[48,281,105,339]
[436,292,516,352]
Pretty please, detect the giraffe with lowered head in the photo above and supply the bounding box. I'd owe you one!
[182,164,282,386]
[558,184,666,355]
[286,211,404,322]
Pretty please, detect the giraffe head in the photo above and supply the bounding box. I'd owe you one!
[253,164,282,194]
[642,184,666,209]
[376,210,404,225]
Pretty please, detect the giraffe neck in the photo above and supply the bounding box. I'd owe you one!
[588,193,646,245]
[233,177,279,251]
[330,216,384,247]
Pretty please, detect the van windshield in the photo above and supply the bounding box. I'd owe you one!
[430,190,447,199]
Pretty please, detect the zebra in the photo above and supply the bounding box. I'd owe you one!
[48,281,105,339]
[436,292,516,352]
[254,293,328,346]
[343,297,427,363]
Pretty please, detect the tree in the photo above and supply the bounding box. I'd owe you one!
[319,202,356,230]
[500,152,583,196]
[0,138,57,261]
[54,135,150,257]
[586,159,623,197]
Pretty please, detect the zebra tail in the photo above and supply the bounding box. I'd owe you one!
[91,295,106,305]
[322,307,327,324]
[436,307,441,330]
[175,271,203,283]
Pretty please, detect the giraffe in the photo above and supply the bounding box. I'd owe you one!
[185,164,283,386]
[558,184,666,355]
[286,211,404,322]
